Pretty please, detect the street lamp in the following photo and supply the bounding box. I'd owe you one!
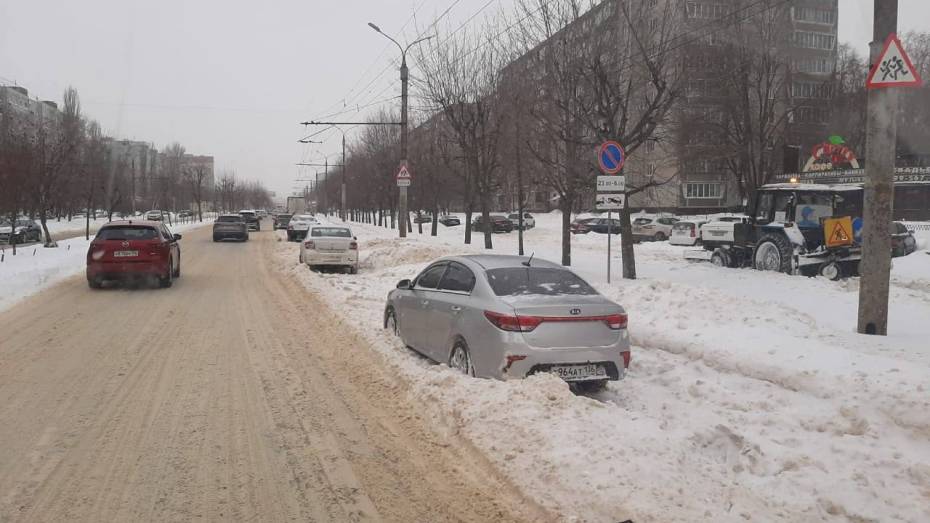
[368,22,433,238]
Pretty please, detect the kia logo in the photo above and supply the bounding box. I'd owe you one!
[570,308,581,315]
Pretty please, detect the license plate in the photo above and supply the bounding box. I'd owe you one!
[550,364,606,381]
[114,250,138,257]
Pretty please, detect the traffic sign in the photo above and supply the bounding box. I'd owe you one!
[824,216,854,248]
[597,176,625,193]
[595,193,625,210]
[396,163,412,187]
[866,33,923,89]
[597,141,626,174]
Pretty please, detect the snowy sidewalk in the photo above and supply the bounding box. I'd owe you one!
[274,214,930,522]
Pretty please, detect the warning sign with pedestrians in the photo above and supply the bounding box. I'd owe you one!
[824,216,854,248]
[396,164,412,187]
[866,33,923,89]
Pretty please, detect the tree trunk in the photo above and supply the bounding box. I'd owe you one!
[619,204,636,280]
[430,203,438,236]
[464,204,473,245]
[481,195,492,250]
[560,198,572,266]
[39,209,51,247]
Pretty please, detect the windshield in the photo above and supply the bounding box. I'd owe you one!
[633,218,652,225]
[485,268,597,297]
[96,226,158,240]
[310,227,352,238]
[673,222,694,231]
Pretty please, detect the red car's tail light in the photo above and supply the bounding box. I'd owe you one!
[303,240,315,249]
[690,225,696,238]
[349,241,358,250]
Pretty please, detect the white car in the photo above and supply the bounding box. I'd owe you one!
[669,219,708,246]
[286,214,319,241]
[145,210,164,221]
[700,215,751,248]
[299,225,358,274]
[507,212,535,230]
[631,216,679,241]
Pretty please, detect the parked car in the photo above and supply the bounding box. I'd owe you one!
[299,225,359,274]
[273,213,292,230]
[238,210,260,231]
[213,214,249,242]
[414,214,433,224]
[438,215,461,227]
[632,216,679,241]
[86,221,181,288]
[145,210,164,221]
[892,221,918,257]
[177,210,193,219]
[570,217,597,235]
[507,212,536,230]
[383,255,631,392]
[669,219,708,246]
[0,219,42,244]
[472,215,514,233]
[287,214,318,241]
[588,218,622,235]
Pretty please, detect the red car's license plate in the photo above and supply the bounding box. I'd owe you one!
[113,250,138,257]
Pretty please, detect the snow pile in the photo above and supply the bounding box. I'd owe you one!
[0,220,210,312]
[275,213,930,522]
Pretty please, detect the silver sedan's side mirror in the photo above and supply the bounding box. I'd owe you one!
[396,279,412,290]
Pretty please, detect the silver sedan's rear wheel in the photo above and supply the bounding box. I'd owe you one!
[449,342,474,377]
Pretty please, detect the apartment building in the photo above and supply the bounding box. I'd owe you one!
[0,85,62,136]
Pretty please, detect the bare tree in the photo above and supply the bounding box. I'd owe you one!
[183,164,210,221]
[417,23,506,249]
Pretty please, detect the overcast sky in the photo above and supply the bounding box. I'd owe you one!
[1,0,928,199]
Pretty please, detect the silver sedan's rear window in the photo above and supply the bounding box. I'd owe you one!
[486,268,596,297]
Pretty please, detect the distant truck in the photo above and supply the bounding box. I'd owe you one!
[685,183,865,280]
[286,196,307,216]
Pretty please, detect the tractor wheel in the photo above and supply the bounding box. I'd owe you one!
[753,233,794,274]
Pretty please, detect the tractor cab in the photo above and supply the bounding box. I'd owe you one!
[750,183,864,251]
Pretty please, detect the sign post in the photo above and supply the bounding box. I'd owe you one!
[858,24,922,335]
[596,141,626,284]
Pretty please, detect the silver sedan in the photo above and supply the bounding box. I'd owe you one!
[383,254,631,390]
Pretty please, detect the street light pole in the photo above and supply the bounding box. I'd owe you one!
[368,22,433,238]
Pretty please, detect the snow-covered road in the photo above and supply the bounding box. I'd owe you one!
[274,213,930,522]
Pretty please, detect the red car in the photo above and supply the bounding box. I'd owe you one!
[86,221,182,288]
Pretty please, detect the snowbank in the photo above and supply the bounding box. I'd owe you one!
[0,220,211,312]
[274,213,930,522]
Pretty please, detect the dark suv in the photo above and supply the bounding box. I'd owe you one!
[239,210,260,231]
[273,213,292,230]
[472,215,514,233]
[213,214,249,242]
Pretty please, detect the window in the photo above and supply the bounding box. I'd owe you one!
[485,268,597,297]
[793,58,835,74]
[96,226,159,241]
[793,106,830,124]
[216,215,243,223]
[415,264,446,290]
[793,31,835,50]
[310,227,352,237]
[793,7,835,25]
[791,81,832,99]
[437,263,476,293]
[686,2,727,19]
[685,182,722,199]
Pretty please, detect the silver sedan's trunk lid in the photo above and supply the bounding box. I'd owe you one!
[501,294,623,349]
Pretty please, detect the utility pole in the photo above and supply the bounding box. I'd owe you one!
[341,134,347,222]
[368,22,433,239]
[857,0,899,335]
